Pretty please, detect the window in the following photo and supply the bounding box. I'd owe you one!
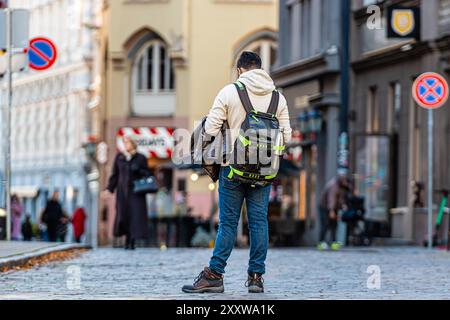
[133,40,175,93]
[388,82,402,133]
[130,36,177,116]
[300,0,311,58]
[367,86,379,133]
[439,0,450,33]
[232,38,278,79]
[362,0,380,6]
[288,1,301,60]
[286,0,319,61]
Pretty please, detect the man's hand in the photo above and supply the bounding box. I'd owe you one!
[102,190,113,198]
[329,211,337,220]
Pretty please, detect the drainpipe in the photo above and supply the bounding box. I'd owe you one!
[339,0,350,139]
[337,0,351,244]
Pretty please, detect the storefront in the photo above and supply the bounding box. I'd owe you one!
[272,48,342,246]
[116,126,175,217]
[352,134,394,238]
[113,126,190,246]
[266,157,304,247]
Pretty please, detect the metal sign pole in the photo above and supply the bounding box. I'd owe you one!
[427,110,433,250]
[4,7,12,241]
[412,72,448,250]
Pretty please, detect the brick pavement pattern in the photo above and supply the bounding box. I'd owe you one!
[0,247,449,300]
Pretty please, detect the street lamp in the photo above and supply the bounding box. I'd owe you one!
[308,109,323,134]
[297,109,323,138]
[190,173,199,182]
[298,111,310,135]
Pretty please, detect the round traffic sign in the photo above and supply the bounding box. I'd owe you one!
[412,72,449,109]
[28,37,57,71]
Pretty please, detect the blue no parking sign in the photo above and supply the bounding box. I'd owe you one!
[412,72,449,250]
[28,37,57,71]
[412,72,449,109]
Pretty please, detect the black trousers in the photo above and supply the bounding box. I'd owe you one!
[125,234,135,247]
[47,228,58,242]
[319,207,337,243]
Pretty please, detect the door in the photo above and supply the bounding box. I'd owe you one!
[354,134,393,237]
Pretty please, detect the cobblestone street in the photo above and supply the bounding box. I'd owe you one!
[0,247,449,300]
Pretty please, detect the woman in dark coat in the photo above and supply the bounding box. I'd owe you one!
[41,191,65,242]
[106,136,151,249]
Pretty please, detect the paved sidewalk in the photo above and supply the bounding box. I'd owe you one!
[0,241,88,270]
[0,247,450,300]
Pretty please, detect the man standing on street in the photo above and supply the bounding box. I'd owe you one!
[182,52,292,294]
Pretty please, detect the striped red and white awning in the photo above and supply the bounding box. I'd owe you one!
[117,127,174,159]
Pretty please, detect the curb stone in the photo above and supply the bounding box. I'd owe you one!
[0,243,90,271]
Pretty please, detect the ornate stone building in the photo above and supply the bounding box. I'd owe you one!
[1,0,102,241]
[98,0,279,243]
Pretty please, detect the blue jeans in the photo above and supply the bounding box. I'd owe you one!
[209,166,271,275]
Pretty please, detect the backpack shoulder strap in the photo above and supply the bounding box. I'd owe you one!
[267,90,280,116]
[234,81,253,114]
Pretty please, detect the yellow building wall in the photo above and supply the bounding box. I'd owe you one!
[186,0,278,197]
[101,0,278,223]
[188,0,278,121]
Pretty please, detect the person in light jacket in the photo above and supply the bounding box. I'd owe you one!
[182,51,292,294]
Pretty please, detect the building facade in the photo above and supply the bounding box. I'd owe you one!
[272,0,344,245]
[1,0,102,241]
[349,0,450,244]
[273,0,450,246]
[98,0,279,244]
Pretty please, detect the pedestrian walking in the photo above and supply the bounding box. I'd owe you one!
[21,215,33,241]
[105,136,151,250]
[41,191,65,242]
[317,170,352,251]
[182,51,292,294]
[11,195,23,241]
[71,207,86,243]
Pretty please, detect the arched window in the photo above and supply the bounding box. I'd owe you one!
[232,34,278,80]
[245,39,277,72]
[130,36,176,116]
[133,40,175,93]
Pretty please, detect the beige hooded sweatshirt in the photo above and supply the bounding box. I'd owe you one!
[204,69,292,149]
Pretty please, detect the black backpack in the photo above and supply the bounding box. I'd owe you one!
[228,81,285,187]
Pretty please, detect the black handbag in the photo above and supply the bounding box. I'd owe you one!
[133,176,159,195]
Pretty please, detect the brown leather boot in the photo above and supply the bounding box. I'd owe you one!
[246,272,264,293]
[182,267,224,294]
